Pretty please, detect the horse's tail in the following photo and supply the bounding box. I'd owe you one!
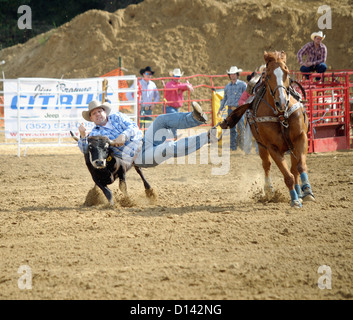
[219,103,251,129]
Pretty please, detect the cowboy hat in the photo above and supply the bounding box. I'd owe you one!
[82,100,111,122]
[169,68,184,77]
[311,31,325,41]
[140,66,155,76]
[257,64,266,74]
[246,74,261,94]
[227,66,243,74]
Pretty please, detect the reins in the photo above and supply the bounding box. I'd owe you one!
[264,75,291,117]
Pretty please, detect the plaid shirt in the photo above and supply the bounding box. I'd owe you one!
[219,80,247,111]
[297,41,327,66]
[78,113,143,164]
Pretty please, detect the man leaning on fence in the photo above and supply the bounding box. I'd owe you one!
[217,66,247,152]
[127,66,160,130]
[164,68,194,139]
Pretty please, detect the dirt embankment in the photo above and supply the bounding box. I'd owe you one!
[1,0,353,80]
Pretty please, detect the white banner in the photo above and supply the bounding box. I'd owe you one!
[4,76,137,139]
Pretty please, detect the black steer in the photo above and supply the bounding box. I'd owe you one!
[71,132,153,205]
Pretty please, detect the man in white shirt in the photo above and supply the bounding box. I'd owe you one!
[127,66,160,130]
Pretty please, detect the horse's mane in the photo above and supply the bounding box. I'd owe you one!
[264,50,288,72]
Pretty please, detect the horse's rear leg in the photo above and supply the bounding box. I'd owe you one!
[134,165,157,200]
[258,145,273,195]
[268,147,301,208]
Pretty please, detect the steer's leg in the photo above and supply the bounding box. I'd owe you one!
[116,166,136,207]
[134,165,151,190]
[95,183,114,205]
[117,166,128,197]
[134,165,157,200]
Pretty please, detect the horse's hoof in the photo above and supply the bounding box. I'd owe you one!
[264,186,274,196]
[291,200,302,208]
[302,187,315,202]
[303,194,316,202]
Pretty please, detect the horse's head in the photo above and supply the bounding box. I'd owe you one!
[264,50,290,112]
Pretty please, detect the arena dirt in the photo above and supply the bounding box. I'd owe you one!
[0,145,352,299]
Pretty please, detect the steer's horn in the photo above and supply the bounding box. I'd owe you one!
[70,131,79,142]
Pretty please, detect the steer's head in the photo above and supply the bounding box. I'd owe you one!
[87,136,112,169]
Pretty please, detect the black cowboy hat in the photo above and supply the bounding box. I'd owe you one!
[247,72,256,82]
[140,66,155,76]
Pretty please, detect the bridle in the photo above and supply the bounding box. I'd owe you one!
[265,63,291,113]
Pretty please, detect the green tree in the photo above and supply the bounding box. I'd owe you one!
[0,0,143,50]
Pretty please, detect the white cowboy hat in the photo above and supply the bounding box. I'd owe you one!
[227,66,243,74]
[169,68,184,77]
[311,31,325,41]
[257,64,266,74]
[82,99,111,122]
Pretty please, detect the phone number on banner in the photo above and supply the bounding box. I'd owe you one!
[24,122,92,131]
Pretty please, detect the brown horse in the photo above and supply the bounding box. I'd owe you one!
[220,51,315,208]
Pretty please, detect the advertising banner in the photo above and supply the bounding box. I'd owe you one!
[3,76,136,139]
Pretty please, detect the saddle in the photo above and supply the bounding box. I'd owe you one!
[219,78,305,129]
[219,78,306,155]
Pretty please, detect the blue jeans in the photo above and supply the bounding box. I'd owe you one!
[165,106,179,138]
[228,107,245,150]
[244,122,258,154]
[135,112,208,168]
[300,63,327,79]
[140,107,153,129]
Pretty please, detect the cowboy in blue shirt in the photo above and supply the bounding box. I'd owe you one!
[218,66,247,151]
[78,100,211,168]
[78,100,143,165]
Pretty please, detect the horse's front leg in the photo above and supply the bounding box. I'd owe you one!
[267,146,302,208]
[258,145,273,195]
[290,154,303,199]
[292,133,315,202]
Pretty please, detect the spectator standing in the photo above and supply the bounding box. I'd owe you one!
[238,65,265,155]
[127,66,160,130]
[217,66,246,151]
[164,68,194,139]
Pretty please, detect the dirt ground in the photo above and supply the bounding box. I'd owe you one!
[0,139,352,300]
